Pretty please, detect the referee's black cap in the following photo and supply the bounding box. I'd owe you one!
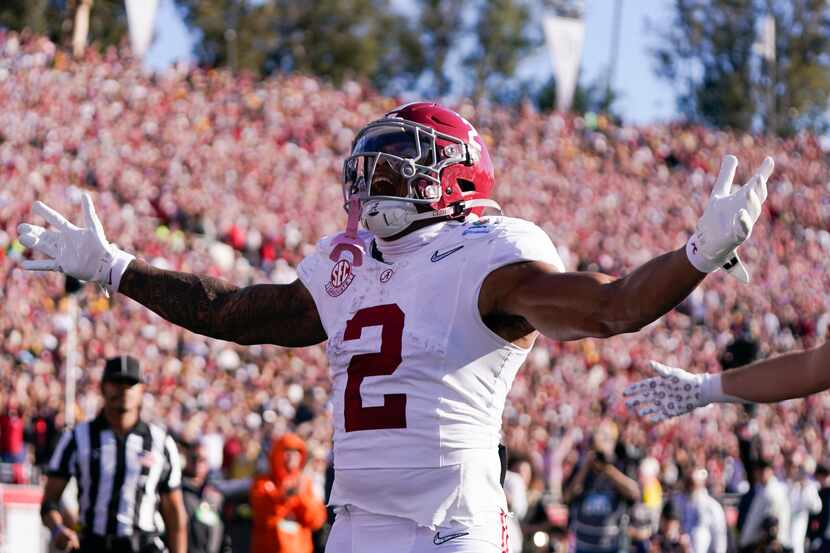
[103,355,143,384]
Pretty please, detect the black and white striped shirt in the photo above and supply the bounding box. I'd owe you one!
[47,413,181,538]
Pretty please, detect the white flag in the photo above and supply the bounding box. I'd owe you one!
[543,15,586,112]
[753,14,775,62]
[125,0,160,59]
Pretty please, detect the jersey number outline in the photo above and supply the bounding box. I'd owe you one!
[343,304,407,432]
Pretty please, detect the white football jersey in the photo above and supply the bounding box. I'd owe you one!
[297,216,564,526]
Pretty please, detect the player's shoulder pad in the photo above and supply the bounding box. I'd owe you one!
[465,216,565,272]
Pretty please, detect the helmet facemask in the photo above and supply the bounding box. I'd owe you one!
[343,120,471,238]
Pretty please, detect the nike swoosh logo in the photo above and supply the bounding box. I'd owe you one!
[430,245,464,262]
[433,531,469,545]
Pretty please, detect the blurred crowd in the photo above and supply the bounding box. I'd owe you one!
[2,29,830,552]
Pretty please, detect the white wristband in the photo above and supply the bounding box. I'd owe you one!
[106,249,136,294]
[700,373,750,404]
[686,235,722,273]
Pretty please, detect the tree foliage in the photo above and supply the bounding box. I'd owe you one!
[417,0,466,96]
[177,0,426,91]
[177,0,540,102]
[1,0,66,42]
[535,75,620,116]
[654,0,830,135]
[0,0,127,51]
[1,0,552,106]
[465,0,537,102]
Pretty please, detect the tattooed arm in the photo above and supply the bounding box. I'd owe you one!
[15,195,324,346]
[119,259,326,347]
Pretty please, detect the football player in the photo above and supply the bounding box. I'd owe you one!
[18,103,774,552]
[624,342,830,423]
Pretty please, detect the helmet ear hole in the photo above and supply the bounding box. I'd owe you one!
[457,178,476,193]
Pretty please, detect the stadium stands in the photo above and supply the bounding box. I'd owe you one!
[2,30,830,549]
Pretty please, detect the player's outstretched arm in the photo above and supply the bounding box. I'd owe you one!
[719,342,830,401]
[484,155,773,342]
[17,193,326,347]
[624,341,830,422]
[119,262,325,346]
[486,247,701,341]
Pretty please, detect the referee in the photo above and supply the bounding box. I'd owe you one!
[41,355,187,553]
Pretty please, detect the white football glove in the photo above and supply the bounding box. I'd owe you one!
[623,361,708,423]
[686,155,774,283]
[623,361,746,423]
[17,193,134,295]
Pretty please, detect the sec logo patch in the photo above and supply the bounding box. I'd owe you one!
[326,259,355,297]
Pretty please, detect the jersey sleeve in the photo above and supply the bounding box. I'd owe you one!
[46,428,77,479]
[158,434,182,493]
[296,236,332,292]
[296,235,336,337]
[296,231,371,338]
[484,217,565,274]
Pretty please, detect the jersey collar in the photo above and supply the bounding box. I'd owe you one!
[373,221,448,263]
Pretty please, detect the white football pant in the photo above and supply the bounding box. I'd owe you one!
[325,505,509,553]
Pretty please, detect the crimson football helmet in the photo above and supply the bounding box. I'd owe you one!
[343,102,500,238]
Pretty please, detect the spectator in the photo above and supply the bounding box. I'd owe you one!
[628,503,655,553]
[182,439,231,553]
[250,433,326,553]
[563,420,640,553]
[680,468,728,553]
[807,464,830,553]
[29,400,59,466]
[639,456,663,522]
[740,458,791,553]
[785,454,822,553]
[0,398,26,464]
[651,502,693,553]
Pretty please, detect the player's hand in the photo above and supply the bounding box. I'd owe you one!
[623,361,709,423]
[686,155,774,283]
[16,193,134,294]
[52,525,80,551]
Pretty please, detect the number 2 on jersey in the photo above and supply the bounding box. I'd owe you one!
[343,304,407,432]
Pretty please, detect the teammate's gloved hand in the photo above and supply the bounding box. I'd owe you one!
[623,361,746,423]
[16,192,134,295]
[623,361,708,423]
[686,155,774,283]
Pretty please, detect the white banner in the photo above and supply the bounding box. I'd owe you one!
[542,15,586,112]
[125,0,160,59]
[753,14,776,62]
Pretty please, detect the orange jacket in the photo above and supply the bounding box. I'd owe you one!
[250,433,327,553]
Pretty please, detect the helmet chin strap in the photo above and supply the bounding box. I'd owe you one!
[361,198,502,239]
[423,198,501,220]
